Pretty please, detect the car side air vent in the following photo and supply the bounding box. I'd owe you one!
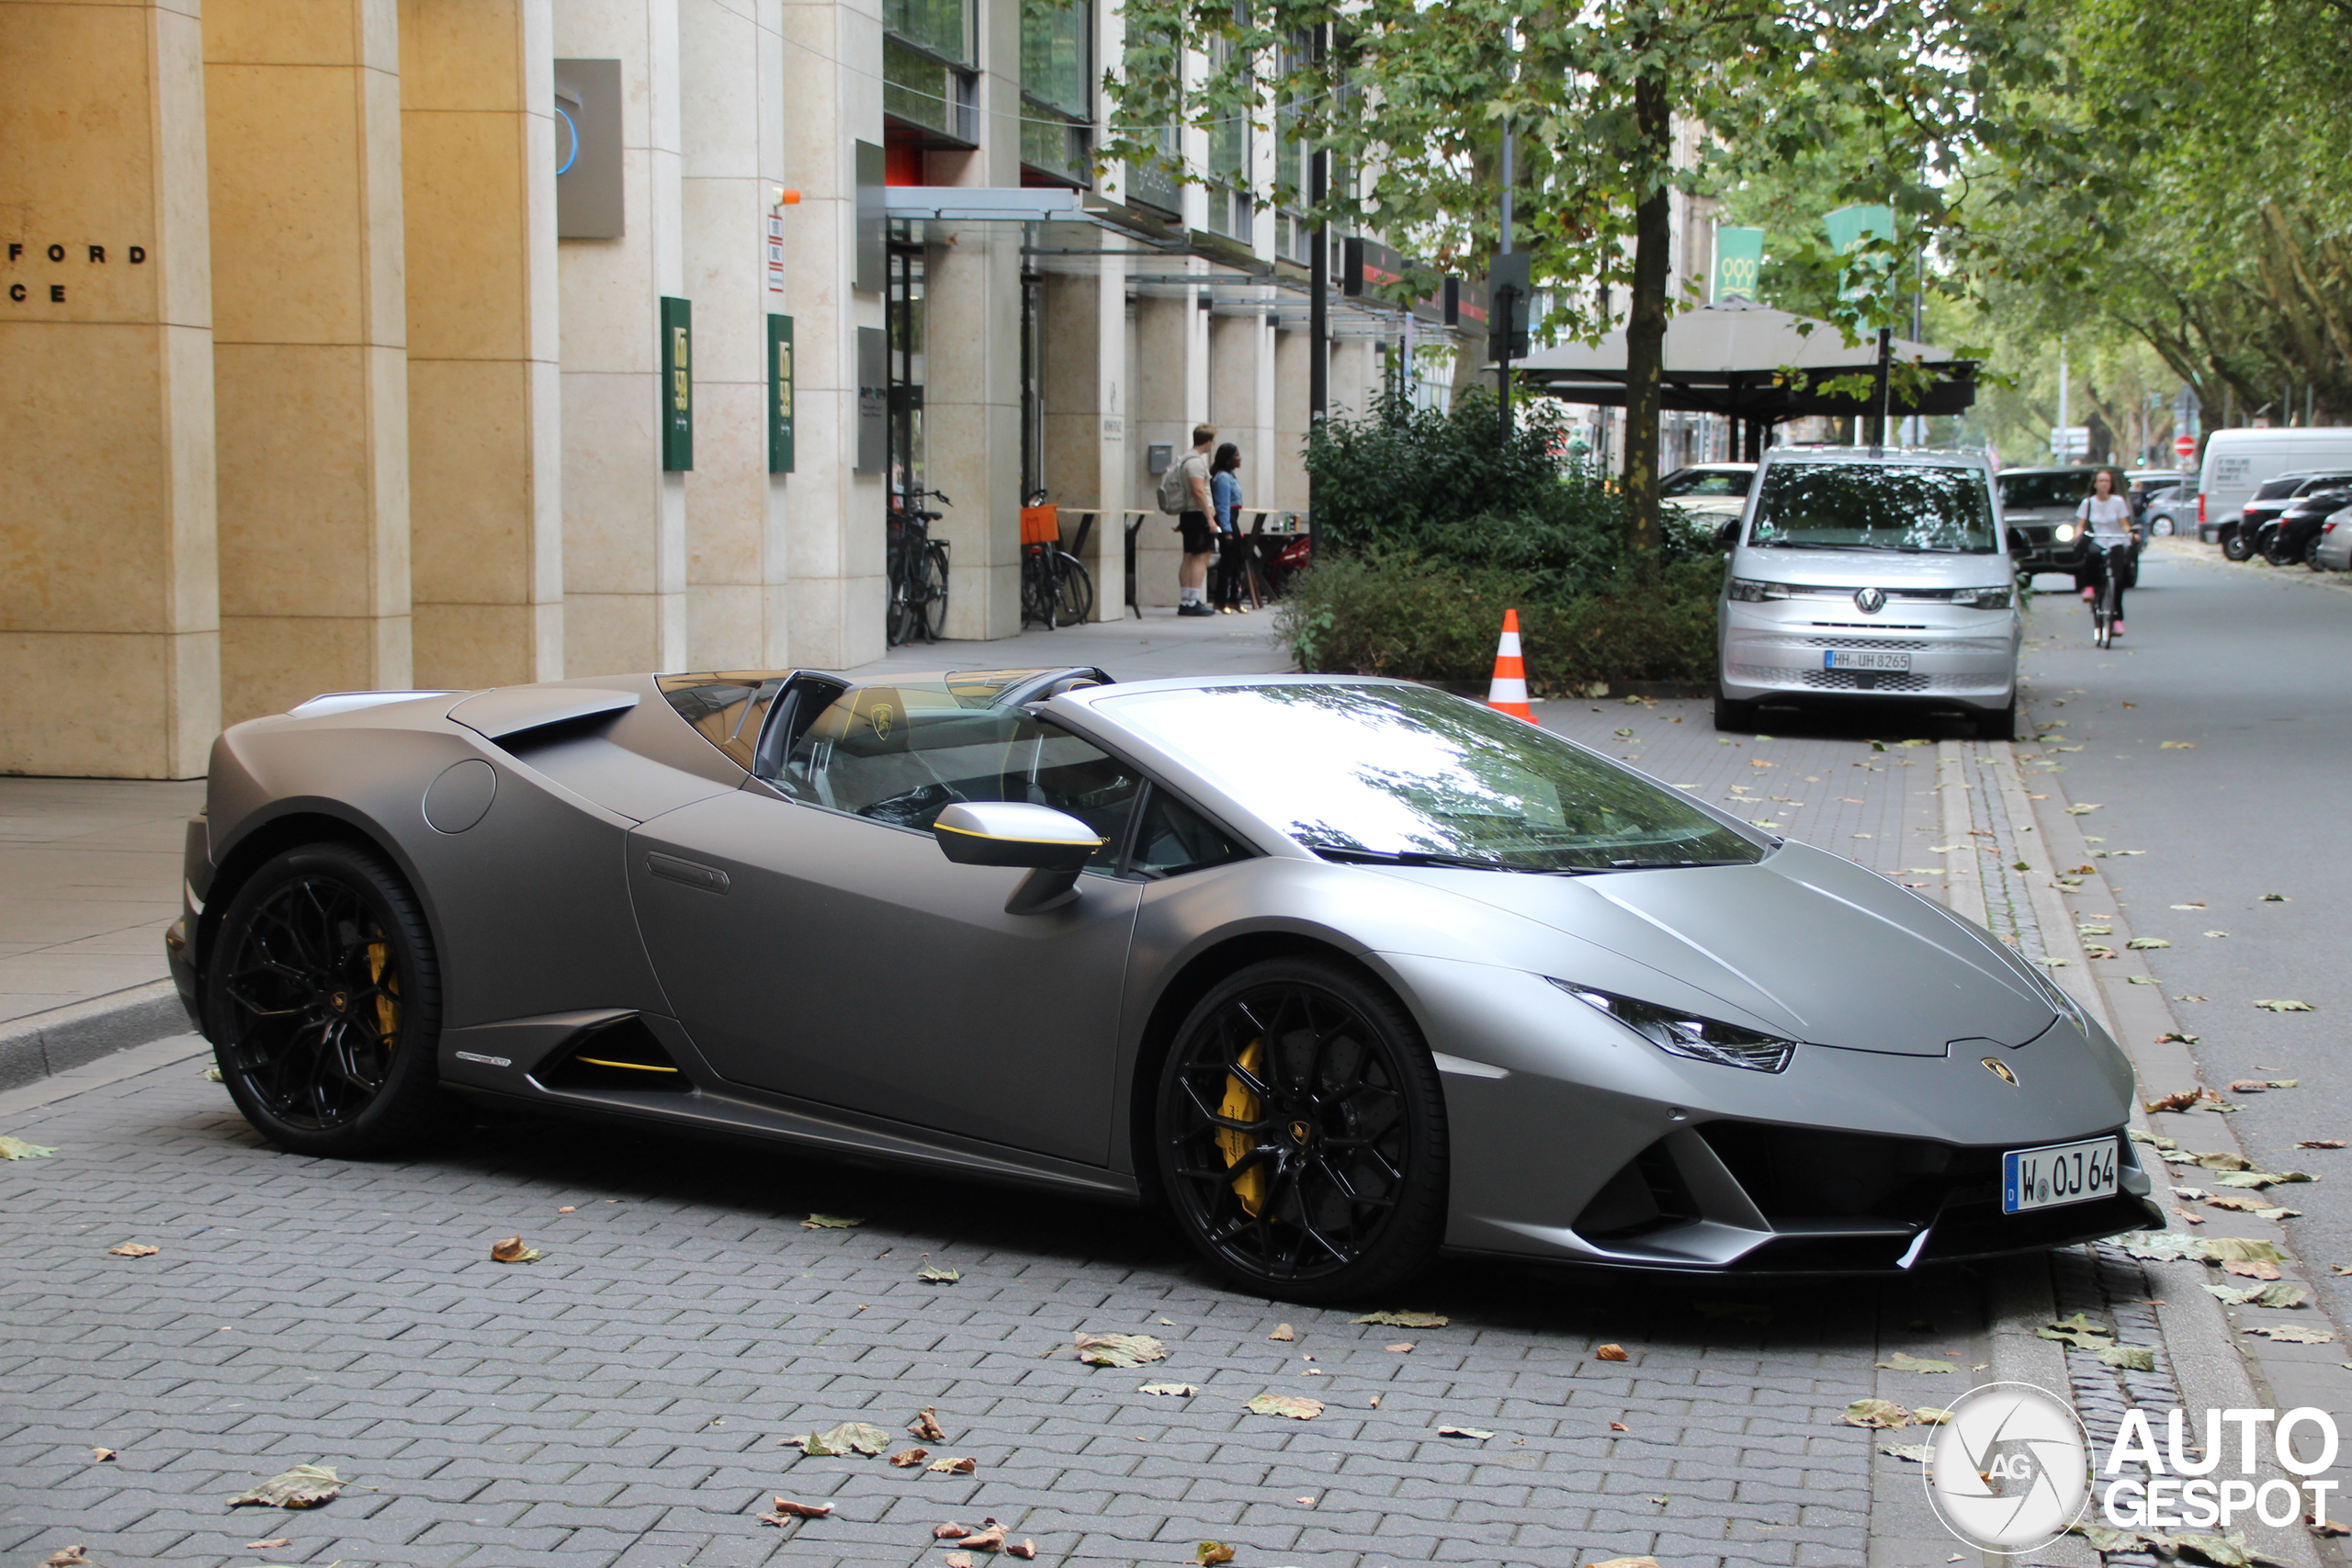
[540,1015,691,1093]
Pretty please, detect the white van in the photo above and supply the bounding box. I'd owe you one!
[2198,428,2352,536]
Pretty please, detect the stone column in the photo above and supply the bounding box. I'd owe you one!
[1272,323,1310,512]
[206,0,412,725]
[400,0,564,690]
[1039,261,1127,619]
[1129,291,1201,609]
[678,0,791,669]
[557,0,687,678]
[0,0,220,778]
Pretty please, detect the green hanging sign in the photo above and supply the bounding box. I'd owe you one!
[1712,226,1764,302]
[1822,204,1894,302]
[767,313,795,474]
[660,296,693,471]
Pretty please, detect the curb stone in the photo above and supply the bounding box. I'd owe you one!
[0,978,194,1092]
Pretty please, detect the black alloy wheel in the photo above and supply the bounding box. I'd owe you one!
[203,842,451,1156]
[2222,528,2254,562]
[1156,958,1447,1303]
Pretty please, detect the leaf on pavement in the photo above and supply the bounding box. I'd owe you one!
[227,1463,345,1509]
[890,1449,931,1468]
[945,1554,975,1568]
[1879,1442,1936,1463]
[2297,1140,2346,1149]
[934,1520,973,1538]
[917,1265,960,1284]
[959,1522,1007,1551]
[1267,1323,1295,1341]
[41,1550,90,1568]
[2255,999,2314,1012]
[2245,1324,2336,1343]
[1073,1332,1168,1368]
[2262,893,2290,901]
[488,1235,540,1263]
[2194,1151,2252,1170]
[1613,727,1635,739]
[0,1136,58,1160]
[2127,938,2171,950]
[91,1447,117,1462]
[2160,740,2195,749]
[795,1421,889,1457]
[1246,1393,1322,1420]
[2128,976,2162,985]
[1351,1310,1448,1327]
[2129,1129,2180,1149]
[2066,803,2102,815]
[2198,1237,2285,1264]
[2213,1171,2297,1190]
[2159,1032,2199,1044]
[1436,1425,1495,1440]
[1595,1343,1629,1361]
[1385,1342,1414,1353]
[2039,1313,2116,1349]
[203,1066,225,1082]
[909,1407,949,1442]
[107,1242,159,1258]
[927,1455,977,1474]
[1196,1544,1236,1566]
[1008,1541,1037,1561]
[1138,1381,1197,1396]
[243,1542,293,1551]
[2203,1193,2279,1213]
[2098,1345,2157,1371]
[756,1496,835,1522]
[2145,1089,2213,1114]
[1914,1407,1953,1425]
[2204,931,2232,939]
[1842,1398,1912,1428]
[801,1213,865,1228]
[1875,1352,1956,1373]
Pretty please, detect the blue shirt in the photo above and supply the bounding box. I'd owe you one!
[1212,470,1241,533]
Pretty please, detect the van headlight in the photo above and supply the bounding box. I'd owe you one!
[1726,578,1789,603]
[1951,585,2013,609]
[1549,979,1799,1072]
[2052,523,2078,543]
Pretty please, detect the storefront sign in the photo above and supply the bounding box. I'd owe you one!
[1342,236,1406,298]
[856,326,887,474]
[661,297,693,471]
[1444,276,1488,330]
[1713,226,1764,302]
[768,314,795,474]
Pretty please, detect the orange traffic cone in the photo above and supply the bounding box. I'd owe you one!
[1487,609,1535,723]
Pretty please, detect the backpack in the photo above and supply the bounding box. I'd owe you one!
[1157,453,1193,514]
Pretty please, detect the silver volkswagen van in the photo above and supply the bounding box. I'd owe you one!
[1715,447,2019,739]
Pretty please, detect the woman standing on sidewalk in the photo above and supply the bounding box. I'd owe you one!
[2075,468,2138,637]
[1210,443,1248,614]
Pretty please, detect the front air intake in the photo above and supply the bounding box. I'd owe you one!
[539,1015,690,1093]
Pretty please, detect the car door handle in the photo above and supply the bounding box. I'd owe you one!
[646,852,730,894]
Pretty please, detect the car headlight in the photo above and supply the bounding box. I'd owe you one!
[1548,979,1799,1072]
[1726,578,1789,603]
[1951,585,2013,609]
[2052,523,2078,543]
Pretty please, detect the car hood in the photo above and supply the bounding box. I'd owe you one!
[1398,843,2053,1056]
[1730,547,2011,590]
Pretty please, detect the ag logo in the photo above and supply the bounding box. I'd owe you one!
[1924,1382,2090,1554]
[867,702,895,741]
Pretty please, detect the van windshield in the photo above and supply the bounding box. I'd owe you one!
[1749,464,1998,554]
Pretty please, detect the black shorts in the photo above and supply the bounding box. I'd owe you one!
[1178,511,1214,554]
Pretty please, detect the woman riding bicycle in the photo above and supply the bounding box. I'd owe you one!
[2075,468,2138,637]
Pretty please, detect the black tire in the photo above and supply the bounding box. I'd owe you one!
[920,543,951,639]
[1055,552,1094,625]
[1155,957,1448,1303]
[2222,528,2254,562]
[2261,529,2292,567]
[203,842,452,1156]
[1713,694,1758,732]
[1976,699,2017,742]
[2307,537,2328,571]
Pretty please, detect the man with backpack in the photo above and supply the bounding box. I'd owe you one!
[1158,423,1218,616]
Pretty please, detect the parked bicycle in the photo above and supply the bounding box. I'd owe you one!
[1019,491,1094,629]
[888,487,952,646]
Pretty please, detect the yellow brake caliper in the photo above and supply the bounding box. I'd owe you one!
[1215,1039,1268,1217]
[367,941,401,1049]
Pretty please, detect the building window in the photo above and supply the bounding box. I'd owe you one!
[1272,33,1309,262]
[886,0,977,146]
[1020,0,1091,186]
[1204,30,1252,243]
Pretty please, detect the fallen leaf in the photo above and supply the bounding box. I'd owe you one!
[0,1135,59,1160]
[1842,1398,1912,1428]
[2263,893,2290,901]
[1875,1351,1957,1373]
[910,1407,949,1442]
[2145,1089,2212,1114]
[1610,1421,1629,1432]
[203,1066,225,1082]
[2128,976,2162,985]
[2312,1519,2350,1539]
[756,1496,835,1522]
[1595,1343,1629,1361]
[936,1521,973,1539]
[2199,1236,2286,1263]
[1351,1310,1448,1327]
[1368,1394,1380,1407]
[1196,1545,1236,1566]
[1880,1442,1936,1463]
[1246,1393,1323,1420]
[1008,1542,1037,1561]
[2098,1345,2157,1371]
[2130,1129,2181,1149]
[2245,1324,2335,1343]
[1137,1381,1197,1396]
[41,1551,89,1568]
[2127,937,2171,950]
[2298,1140,2346,1150]
[556,1204,575,1213]
[2173,1206,2207,1225]
[227,1463,345,1509]
[2038,1313,2116,1349]
[2159,1032,2199,1044]
[2161,740,2195,749]
[801,1213,865,1228]
[2066,803,2102,815]
[243,1542,292,1552]
[1436,1425,1495,1440]
[2203,1193,2277,1213]
[2205,930,2231,940]
[1073,1332,1167,1368]
[107,1242,158,1258]
[917,1264,961,1284]
[1914,1406,1954,1425]
[891,1449,930,1468]
[2227,1258,2287,1285]
[1268,1323,1295,1341]
[960,1520,1007,1551]
[928,1455,978,1474]
[795,1421,889,1457]
[2196,1150,2253,1170]
[2255,999,2315,1012]
[946,1555,975,1568]
[1384,1342,1414,1353]
[1614,727,1635,739]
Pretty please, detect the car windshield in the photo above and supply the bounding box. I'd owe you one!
[1662,468,1751,499]
[1995,470,2096,511]
[1750,463,1997,553]
[1095,682,1767,873]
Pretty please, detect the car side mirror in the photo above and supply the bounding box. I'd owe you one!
[933,801,1103,915]
[1713,517,1742,550]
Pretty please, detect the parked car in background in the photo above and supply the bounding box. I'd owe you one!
[1995,467,2140,585]
[2314,507,2352,571]
[1662,464,1758,544]
[2263,483,2352,567]
[2220,468,2352,559]
[2126,470,2189,533]
[2142,484,2194,536]
[2197,428,2352,544]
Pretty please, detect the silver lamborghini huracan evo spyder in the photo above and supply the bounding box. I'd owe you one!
[168,668,2161,1302]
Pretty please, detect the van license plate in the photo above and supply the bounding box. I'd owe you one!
[1825,649,1911,671]
[2003,1135,2120,1214]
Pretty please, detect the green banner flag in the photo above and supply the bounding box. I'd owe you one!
[1713,227,1764,302]
[1823,204,1894,301]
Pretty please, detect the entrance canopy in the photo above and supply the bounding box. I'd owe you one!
[1511,300,1977,433]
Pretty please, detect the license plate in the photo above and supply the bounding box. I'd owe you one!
[2003,1135,2120,1214]
[1825,649,1912,671]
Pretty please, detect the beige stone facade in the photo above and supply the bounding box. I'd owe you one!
[1,0,1440,779]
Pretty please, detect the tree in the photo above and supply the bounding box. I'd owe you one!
[1102,0,2052,547]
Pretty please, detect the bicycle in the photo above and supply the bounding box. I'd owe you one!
[888,488,953,646]
[2088,537,2132,649]
[1019,491,1095,629]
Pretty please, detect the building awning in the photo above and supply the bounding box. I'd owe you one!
[884,186,1084,222]
[1511,300,1976,422]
